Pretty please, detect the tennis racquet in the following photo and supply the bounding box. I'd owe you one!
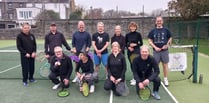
[139,71,151,101]
[81,81,89,97]
[36,51,45,62]
[57,87,70,97]
[39,61,50,78]
[130,53,139,63]
[139,86,151,101]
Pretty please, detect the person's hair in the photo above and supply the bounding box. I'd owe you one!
[21,22,31,29]
[128,22,138,30]
[54,46,63,52]
[97,22,104,27]
[111,41,121,49]
[140,45,150,52]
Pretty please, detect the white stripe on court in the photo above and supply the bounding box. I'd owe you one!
[161,82,179,103]
[109,90,113,103]
[0,65,21,74]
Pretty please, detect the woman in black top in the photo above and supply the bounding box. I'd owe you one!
[104,42,128,96]
[76,52,96,93]
[125,22,143,85]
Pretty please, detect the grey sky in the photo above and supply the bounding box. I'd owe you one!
[75,0,171,14]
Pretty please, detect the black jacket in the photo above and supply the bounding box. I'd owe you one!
[50,54,73,80]
[16,32,37,54]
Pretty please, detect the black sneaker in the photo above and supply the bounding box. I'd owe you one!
[29,79,37,83]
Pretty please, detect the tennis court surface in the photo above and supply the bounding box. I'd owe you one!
[0,45,176,103]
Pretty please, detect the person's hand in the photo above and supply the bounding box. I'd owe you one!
[80,74,85,81]
[130,43,137,47]
[31,52,36,58]
[161,45,169,50]
[128,47,134,51]
[139,82,145,89]
[142,79,150,86]
[71,48,77,53]
[115,78,122,84]
[110,76,116,83]
[55,61,61,66]
[25,53,30,58]
[154,47,161,52]
[63,79,69,85]
[86,47,90,52]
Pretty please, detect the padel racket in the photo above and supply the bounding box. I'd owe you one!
[39,62,50,78]
[57,87,70,97]
[82,82,89,97]
[130,53,139,63]
[139,86,151,101]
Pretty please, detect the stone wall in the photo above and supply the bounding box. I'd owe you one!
[0,18,208,39]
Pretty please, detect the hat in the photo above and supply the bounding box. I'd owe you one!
[50,22,56,26]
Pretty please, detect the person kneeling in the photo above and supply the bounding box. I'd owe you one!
[104,42,129,96]
[76,52,97,93]
[132,45,161,100]
[48,46,73,90]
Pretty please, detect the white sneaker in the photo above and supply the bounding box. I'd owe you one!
[52,83,60,90]
[164,78,169,87]
[89,85,95,93]
[130,79,136,86]
[72,76,78,83]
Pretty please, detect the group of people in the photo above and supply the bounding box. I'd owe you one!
[16,16,172,100]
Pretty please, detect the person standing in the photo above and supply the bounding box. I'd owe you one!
[44,22,71,59]
[16,23,37,86]
[111,25,125,54]
[125,22,143,85]
[132,45,161,100]
[71,21,91,83]
[104,42,128,96]
[92,22,109,80]
[148,16,172,87]
[48,46,73,90]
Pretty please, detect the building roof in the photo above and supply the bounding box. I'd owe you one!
[0,0,69,3]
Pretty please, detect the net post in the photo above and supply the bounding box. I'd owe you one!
[193,45,198,83]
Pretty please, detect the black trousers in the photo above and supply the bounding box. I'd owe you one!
[20,54,35,83]
[136,76,161,95]
[48,72,69,88]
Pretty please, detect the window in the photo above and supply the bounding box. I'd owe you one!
[7,24,15,28]
[8,13,13,19]
[19,11,32,19]
[8,3,13,9]
[19,11,23,18]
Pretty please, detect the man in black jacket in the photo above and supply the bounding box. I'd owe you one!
[16,23,37,86]
[44,22,71,59]
[48,46,73,90]
[132,45,161,100]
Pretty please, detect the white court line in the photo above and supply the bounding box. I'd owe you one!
[109,90,113,103]
[0,65,21,74]
[161,82,179,103]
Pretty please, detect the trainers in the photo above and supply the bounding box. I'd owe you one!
[89,85,95,93]
[29,79,37,83]
[130,79,136,86]
[72,76,78,83]
[52,83,60,90]
[164,78,169,87]
[23,82,29,87]
[152,91,161,100]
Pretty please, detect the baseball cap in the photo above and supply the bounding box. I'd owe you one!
[50,22,56,26]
